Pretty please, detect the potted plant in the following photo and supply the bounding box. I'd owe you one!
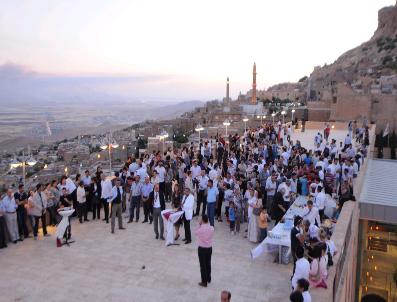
[390,131,396,160]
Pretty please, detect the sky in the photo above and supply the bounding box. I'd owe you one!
[0,0,395,102]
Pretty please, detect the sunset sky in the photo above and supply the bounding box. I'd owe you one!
[0,0,394,101]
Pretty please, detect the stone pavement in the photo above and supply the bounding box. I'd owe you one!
[0,209,292,302]
[290,127,348,150]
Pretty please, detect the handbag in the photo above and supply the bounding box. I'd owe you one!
[253,207,261,216]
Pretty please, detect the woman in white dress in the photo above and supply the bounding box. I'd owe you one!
[247,187,260,242]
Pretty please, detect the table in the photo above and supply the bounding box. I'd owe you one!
[56,207,75,247]
[161,209,184,246]
[251,195,336,263]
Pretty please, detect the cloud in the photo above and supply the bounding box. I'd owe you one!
[0,63,218,104]
[0,62,36,79]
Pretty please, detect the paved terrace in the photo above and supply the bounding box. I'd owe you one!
[1,122,369,302]
[0,213,291,302]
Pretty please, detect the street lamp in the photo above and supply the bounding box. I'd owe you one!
[9,151,37,186]
[195,124,204,143]
[271,113,276,124]
[100,132,119,175]
[223,120,230,138]
[281,110,286,124]
[291,109,296,123]
[242,118,249,134]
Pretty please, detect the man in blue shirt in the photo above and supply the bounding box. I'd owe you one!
[128,176,142,223]
[206,179,219,226]
[141,176,154,223]
[2,188,19,243]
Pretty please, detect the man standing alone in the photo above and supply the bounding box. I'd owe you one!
[109,178,125,234]
[195,214,214,287]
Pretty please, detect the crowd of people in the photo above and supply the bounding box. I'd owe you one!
[0,119,369,299]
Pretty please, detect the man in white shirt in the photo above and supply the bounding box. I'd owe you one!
[190,161,202,190]
[302,200,321,226]
[195,170,209,217]
[128,159,139,174]
[100,173,113,223]
[182,187,194,244]
[344,133,352,146]
[136,163,148,183]
[291,246,310,290]
[281,147,290,167]
[76,181,88,223]
[82,170,91,187]
[296,278,312,302]
[155,161,166,196]
[265,174,277,211]
[314,186,326,221]
[2,188,19,243]
[330,139,338,160]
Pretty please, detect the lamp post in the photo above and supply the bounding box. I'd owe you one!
[271,113,276,124]
[291,109,296,124]
[10,151,37,186]
[242,118,249,134]
[195,124,204,144]
[281,110,286,124]
[256,114,262,124]
[100,132,119,175]
[223,120,230,138]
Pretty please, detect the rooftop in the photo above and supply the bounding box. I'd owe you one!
[360,159,397,207]
[359,158,397,224]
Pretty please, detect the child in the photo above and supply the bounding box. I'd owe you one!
[229,201,236,235]
[258,208,270,242]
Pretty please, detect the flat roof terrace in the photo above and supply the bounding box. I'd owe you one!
[0,216,291,302]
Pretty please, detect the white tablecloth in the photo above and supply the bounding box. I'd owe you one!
[56,208,75,240]
[161,209,184,246]
[251,194,336,261]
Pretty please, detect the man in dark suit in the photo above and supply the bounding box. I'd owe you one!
[290,215,303,273]
[150,184,165,240]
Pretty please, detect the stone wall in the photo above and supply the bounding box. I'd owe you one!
[307,100,331,121]
[330,84,372,122]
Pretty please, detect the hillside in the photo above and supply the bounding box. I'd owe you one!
[310,2,397,86]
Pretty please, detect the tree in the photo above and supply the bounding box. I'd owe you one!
[137,138,147,150]
[298,76,308,82]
